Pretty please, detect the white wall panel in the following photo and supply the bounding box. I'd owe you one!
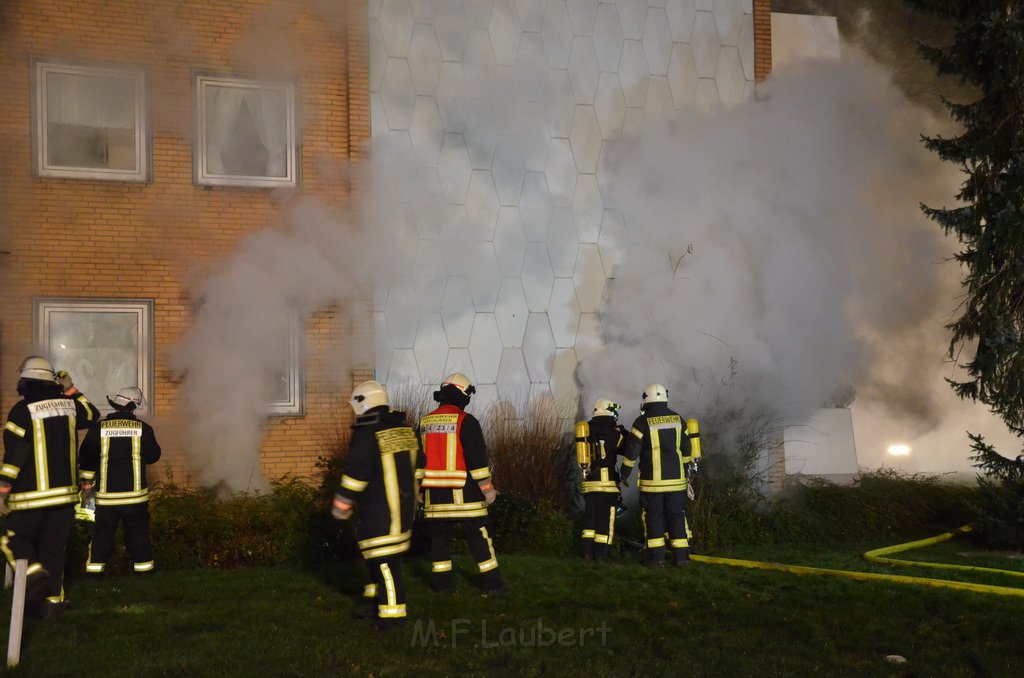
[370,0,755,413]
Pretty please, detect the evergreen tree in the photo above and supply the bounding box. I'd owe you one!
[909,0,1024,547]
[967,434,1024,549]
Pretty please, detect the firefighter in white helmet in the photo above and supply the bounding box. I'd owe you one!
[78,386,162,576]
[1,356,100,618]
[575,398,628,561]
[331,380,420,631]
[417,373,505,595]
[620,383,697,567]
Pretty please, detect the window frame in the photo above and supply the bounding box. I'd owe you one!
[266,312,305,416]
[33,298,155,416]
[193,72,300,188]
[31,59,150,182]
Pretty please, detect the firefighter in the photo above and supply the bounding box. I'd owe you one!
[0,356,100,618]
[331,380,419,631]
[620,383,697,567]
[78,386,162,576]
[576,398,627,561]
[417,373,505,595]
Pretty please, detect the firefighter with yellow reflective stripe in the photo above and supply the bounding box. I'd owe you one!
[576,398,627,561]
[0,356,100,618]
[78,386,161,576]
[417,373,505,595]
[620,383,696,567]
[331,380,419,631]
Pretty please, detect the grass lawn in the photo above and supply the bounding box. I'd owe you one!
[3,548,1024,677]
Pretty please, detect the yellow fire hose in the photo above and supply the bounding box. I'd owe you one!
[692,524,1024,598]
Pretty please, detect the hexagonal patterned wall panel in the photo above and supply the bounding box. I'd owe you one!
[370,0,755,417]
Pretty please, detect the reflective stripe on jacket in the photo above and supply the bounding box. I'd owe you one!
[417,404,492,520]
[2,385,100,511]
[338,408,420,559]
[624,403,692,493]
[79,413,162,507]
[419,404,469,488]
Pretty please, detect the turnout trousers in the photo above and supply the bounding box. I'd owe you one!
[361,555,407,620]
[580,492,618,560]
[639,490,691,565]
[428,517,503,591]
[87,503,155,574]
[1,505,75,607]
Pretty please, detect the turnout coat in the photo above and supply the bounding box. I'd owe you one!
[337,408,420,560]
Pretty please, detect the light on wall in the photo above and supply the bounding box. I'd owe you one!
[887,443,912,457]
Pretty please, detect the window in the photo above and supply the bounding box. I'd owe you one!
[35,299,154,415]
[32,60,149,182]
[267,312,305,416]
[194,73,298,187]
[190,297,305,416]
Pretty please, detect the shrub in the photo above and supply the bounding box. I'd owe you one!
[146,478,339,570]
[486,493,575,555]
[484,395,577,510]
[690,469,976,549]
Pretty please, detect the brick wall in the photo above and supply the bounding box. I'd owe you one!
[0,0,371,487]
[753,0,773,83]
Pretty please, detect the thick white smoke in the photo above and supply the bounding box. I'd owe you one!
[577,50,991,470]
[172,5,1014,490]
[170,198,381,492]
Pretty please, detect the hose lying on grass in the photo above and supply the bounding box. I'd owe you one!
[861,524,1024,580]
[624,526,1024,598]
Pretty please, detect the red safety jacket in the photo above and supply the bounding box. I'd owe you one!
[418,404,469,488]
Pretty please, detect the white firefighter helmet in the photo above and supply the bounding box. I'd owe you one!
[593,398,621,419]
[108,386,144,409]
[19,355,57,383]
[349,380,390,415]
[641,383,668,405]
[442,372,476,396]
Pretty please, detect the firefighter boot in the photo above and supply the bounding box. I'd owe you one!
[479,570,508,597]
[674,549,691,566]
[432,571,455,593]
[356,582,378,618]
[355,597,377,619]
[645,544,667,568]
[375,617,407,632]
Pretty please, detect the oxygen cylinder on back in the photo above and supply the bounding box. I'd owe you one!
[575,421,592,467]
[686,418,701,460]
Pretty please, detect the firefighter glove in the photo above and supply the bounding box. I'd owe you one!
[478,480,497,506]
[56,370,76,395]
[0,482,11,517]
[619,465,632,484]
[331,493,354,520]
[686,483,695,500]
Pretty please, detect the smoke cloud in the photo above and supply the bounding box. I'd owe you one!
[170,198,379,492]
[577,50,1010,475]
[172,5,1013,490]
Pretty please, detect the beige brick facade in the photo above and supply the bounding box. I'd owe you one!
[0,0,371,486]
